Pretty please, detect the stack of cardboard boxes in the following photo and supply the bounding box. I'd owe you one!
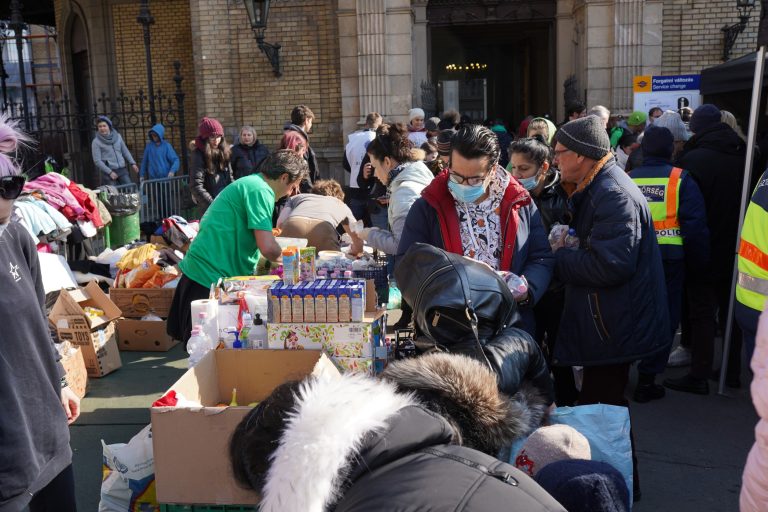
[111,287,179,351]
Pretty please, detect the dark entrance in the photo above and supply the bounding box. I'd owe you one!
[427,1,555,128]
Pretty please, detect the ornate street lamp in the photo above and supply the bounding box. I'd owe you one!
[722,0,756,61]
[244,0,282,77]
[137,0,157,124]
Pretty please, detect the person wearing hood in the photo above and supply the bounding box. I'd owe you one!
[230,125,269,180]
[406,107,428,148]
[91,115,138,186]
[526,117,557,145]
[229,353,565,512]
[508,135,577,405]
[628,126,709,402]
[666,104,747,393]
[139,123,179,180]
[491,119,513,168]
[397,124,554,336]
[189,117,232,216]
[354,122,434,256]
[284,104,318,192]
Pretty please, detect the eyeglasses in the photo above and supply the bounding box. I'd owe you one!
[448,169,491,186]
[0,175,26,200]
[553,148,573,157]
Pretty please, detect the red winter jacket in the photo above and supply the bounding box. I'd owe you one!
[66,181,104,228]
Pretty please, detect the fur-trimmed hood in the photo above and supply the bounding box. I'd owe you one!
[382,353,549,455]
[259,374,422,512]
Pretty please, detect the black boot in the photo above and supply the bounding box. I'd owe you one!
[663,374,710,395]
[633,373,666,403]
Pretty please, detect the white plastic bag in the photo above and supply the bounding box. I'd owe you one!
[99,425,159,512]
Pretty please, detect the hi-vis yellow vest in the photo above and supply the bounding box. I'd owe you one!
[736,175,768,311]
[633,167,683,246]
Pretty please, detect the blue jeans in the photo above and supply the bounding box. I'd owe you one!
[638,259,684,376]
[102,167,132,186]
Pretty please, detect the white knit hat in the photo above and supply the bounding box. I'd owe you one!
[408,108,425,121]
[654,110,690,142]
[515,425,592,476]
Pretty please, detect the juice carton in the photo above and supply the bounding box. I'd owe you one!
[303,281,317,323]
[268,281,283,323]
[280,284,293,323]
[338,280,351,323]
[327,280,339,323]
[291,283,305,323]
[315,280,328,323]
[299,247,316,282]
[282,248,300,285]
[351,280,365,322]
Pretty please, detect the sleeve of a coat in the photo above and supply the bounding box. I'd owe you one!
[91,139,112,177]
[482,328,555,404]
[555,189,641,288]
[190,158,214,206]
[367,183,421,255]
[167,143,180,174]
[120,138,136,166]
[740,307,768,512]
[397,198,433,259]
[518,203,554,304]
[678,174,710,272]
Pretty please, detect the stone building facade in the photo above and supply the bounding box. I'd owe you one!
[46,0,761,181]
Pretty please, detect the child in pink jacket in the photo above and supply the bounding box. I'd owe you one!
[741,301,768,512]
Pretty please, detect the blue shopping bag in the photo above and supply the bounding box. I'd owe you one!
[505,404,633,505]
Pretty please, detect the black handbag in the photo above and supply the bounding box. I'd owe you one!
[394,243,522,367]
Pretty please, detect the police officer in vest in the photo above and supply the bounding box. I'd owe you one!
[629,125,711,399]
[736,167,768,363]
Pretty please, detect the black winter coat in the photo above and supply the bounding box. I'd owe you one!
[554,159,669,366]
[230,142,269,180]
[676,122,746,281]
[533,169,570,232]
[189,148,232,212]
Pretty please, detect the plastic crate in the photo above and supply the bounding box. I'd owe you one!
[160,505,258,511]
[354,266,388,305]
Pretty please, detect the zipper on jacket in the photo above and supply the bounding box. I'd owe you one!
[420,447,519,486]
[588,292,610,342]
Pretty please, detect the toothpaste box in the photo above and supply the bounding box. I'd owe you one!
[280,285,293,323]
[338,281,351,323]
[268,281,283,323]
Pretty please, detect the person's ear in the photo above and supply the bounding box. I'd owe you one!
[540,161,550,173]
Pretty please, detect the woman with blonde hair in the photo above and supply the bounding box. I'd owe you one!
[231,125,269,180]
[721,110,747,142]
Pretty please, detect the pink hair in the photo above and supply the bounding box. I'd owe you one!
[0,114,31,177]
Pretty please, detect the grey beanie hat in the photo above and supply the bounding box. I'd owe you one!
[554,115,611,160]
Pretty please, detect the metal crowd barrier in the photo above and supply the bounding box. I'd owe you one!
[139,175,191,223]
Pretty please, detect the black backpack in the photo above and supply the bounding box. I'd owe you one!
[395,243,522,361]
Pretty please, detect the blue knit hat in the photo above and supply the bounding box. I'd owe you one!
[641,125,674,159]
[534,459,630,512]
[689,104,721,134]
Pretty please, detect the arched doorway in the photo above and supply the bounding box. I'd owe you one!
[426,0,556,128]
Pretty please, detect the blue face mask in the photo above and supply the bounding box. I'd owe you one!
[448,179,486,203]
[519,175,539,191]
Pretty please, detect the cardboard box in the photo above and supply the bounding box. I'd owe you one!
[117,318,179,351]
[266,310,386,357]
[50,282,123,377]
[58,343,88,398]
[110,287,175,318]
[151,349,340,505]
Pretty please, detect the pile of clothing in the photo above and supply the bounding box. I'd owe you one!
[113,243,182,289]
[19,172,112,252]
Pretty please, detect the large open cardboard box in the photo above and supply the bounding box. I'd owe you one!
[151,349,340,505]
[49,282,123,377]
[58,343,88,398]
[109,287,175,318]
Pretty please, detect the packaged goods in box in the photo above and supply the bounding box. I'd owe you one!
[110,287,175,318]
[151,349,340,505]
[50,282,123,377]
[266,310,386,357]
[58,342,88,398]
[117,318,179,351]
[267,279,368,324]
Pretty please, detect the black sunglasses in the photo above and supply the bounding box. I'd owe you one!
[0,175,26,200]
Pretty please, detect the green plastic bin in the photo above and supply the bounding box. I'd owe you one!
[108,211,140,248]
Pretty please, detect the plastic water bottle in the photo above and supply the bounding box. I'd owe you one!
[500,272,528,300]
[240,312,253,349]
[252,314,267,349]
[187,327,212,367]
[564,228,580,250]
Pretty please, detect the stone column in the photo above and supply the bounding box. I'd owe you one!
[385,1,414,123]
[357,0,388,121]
[411,0,429,109]
[611,0,644,112]
[555,0,576,122]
